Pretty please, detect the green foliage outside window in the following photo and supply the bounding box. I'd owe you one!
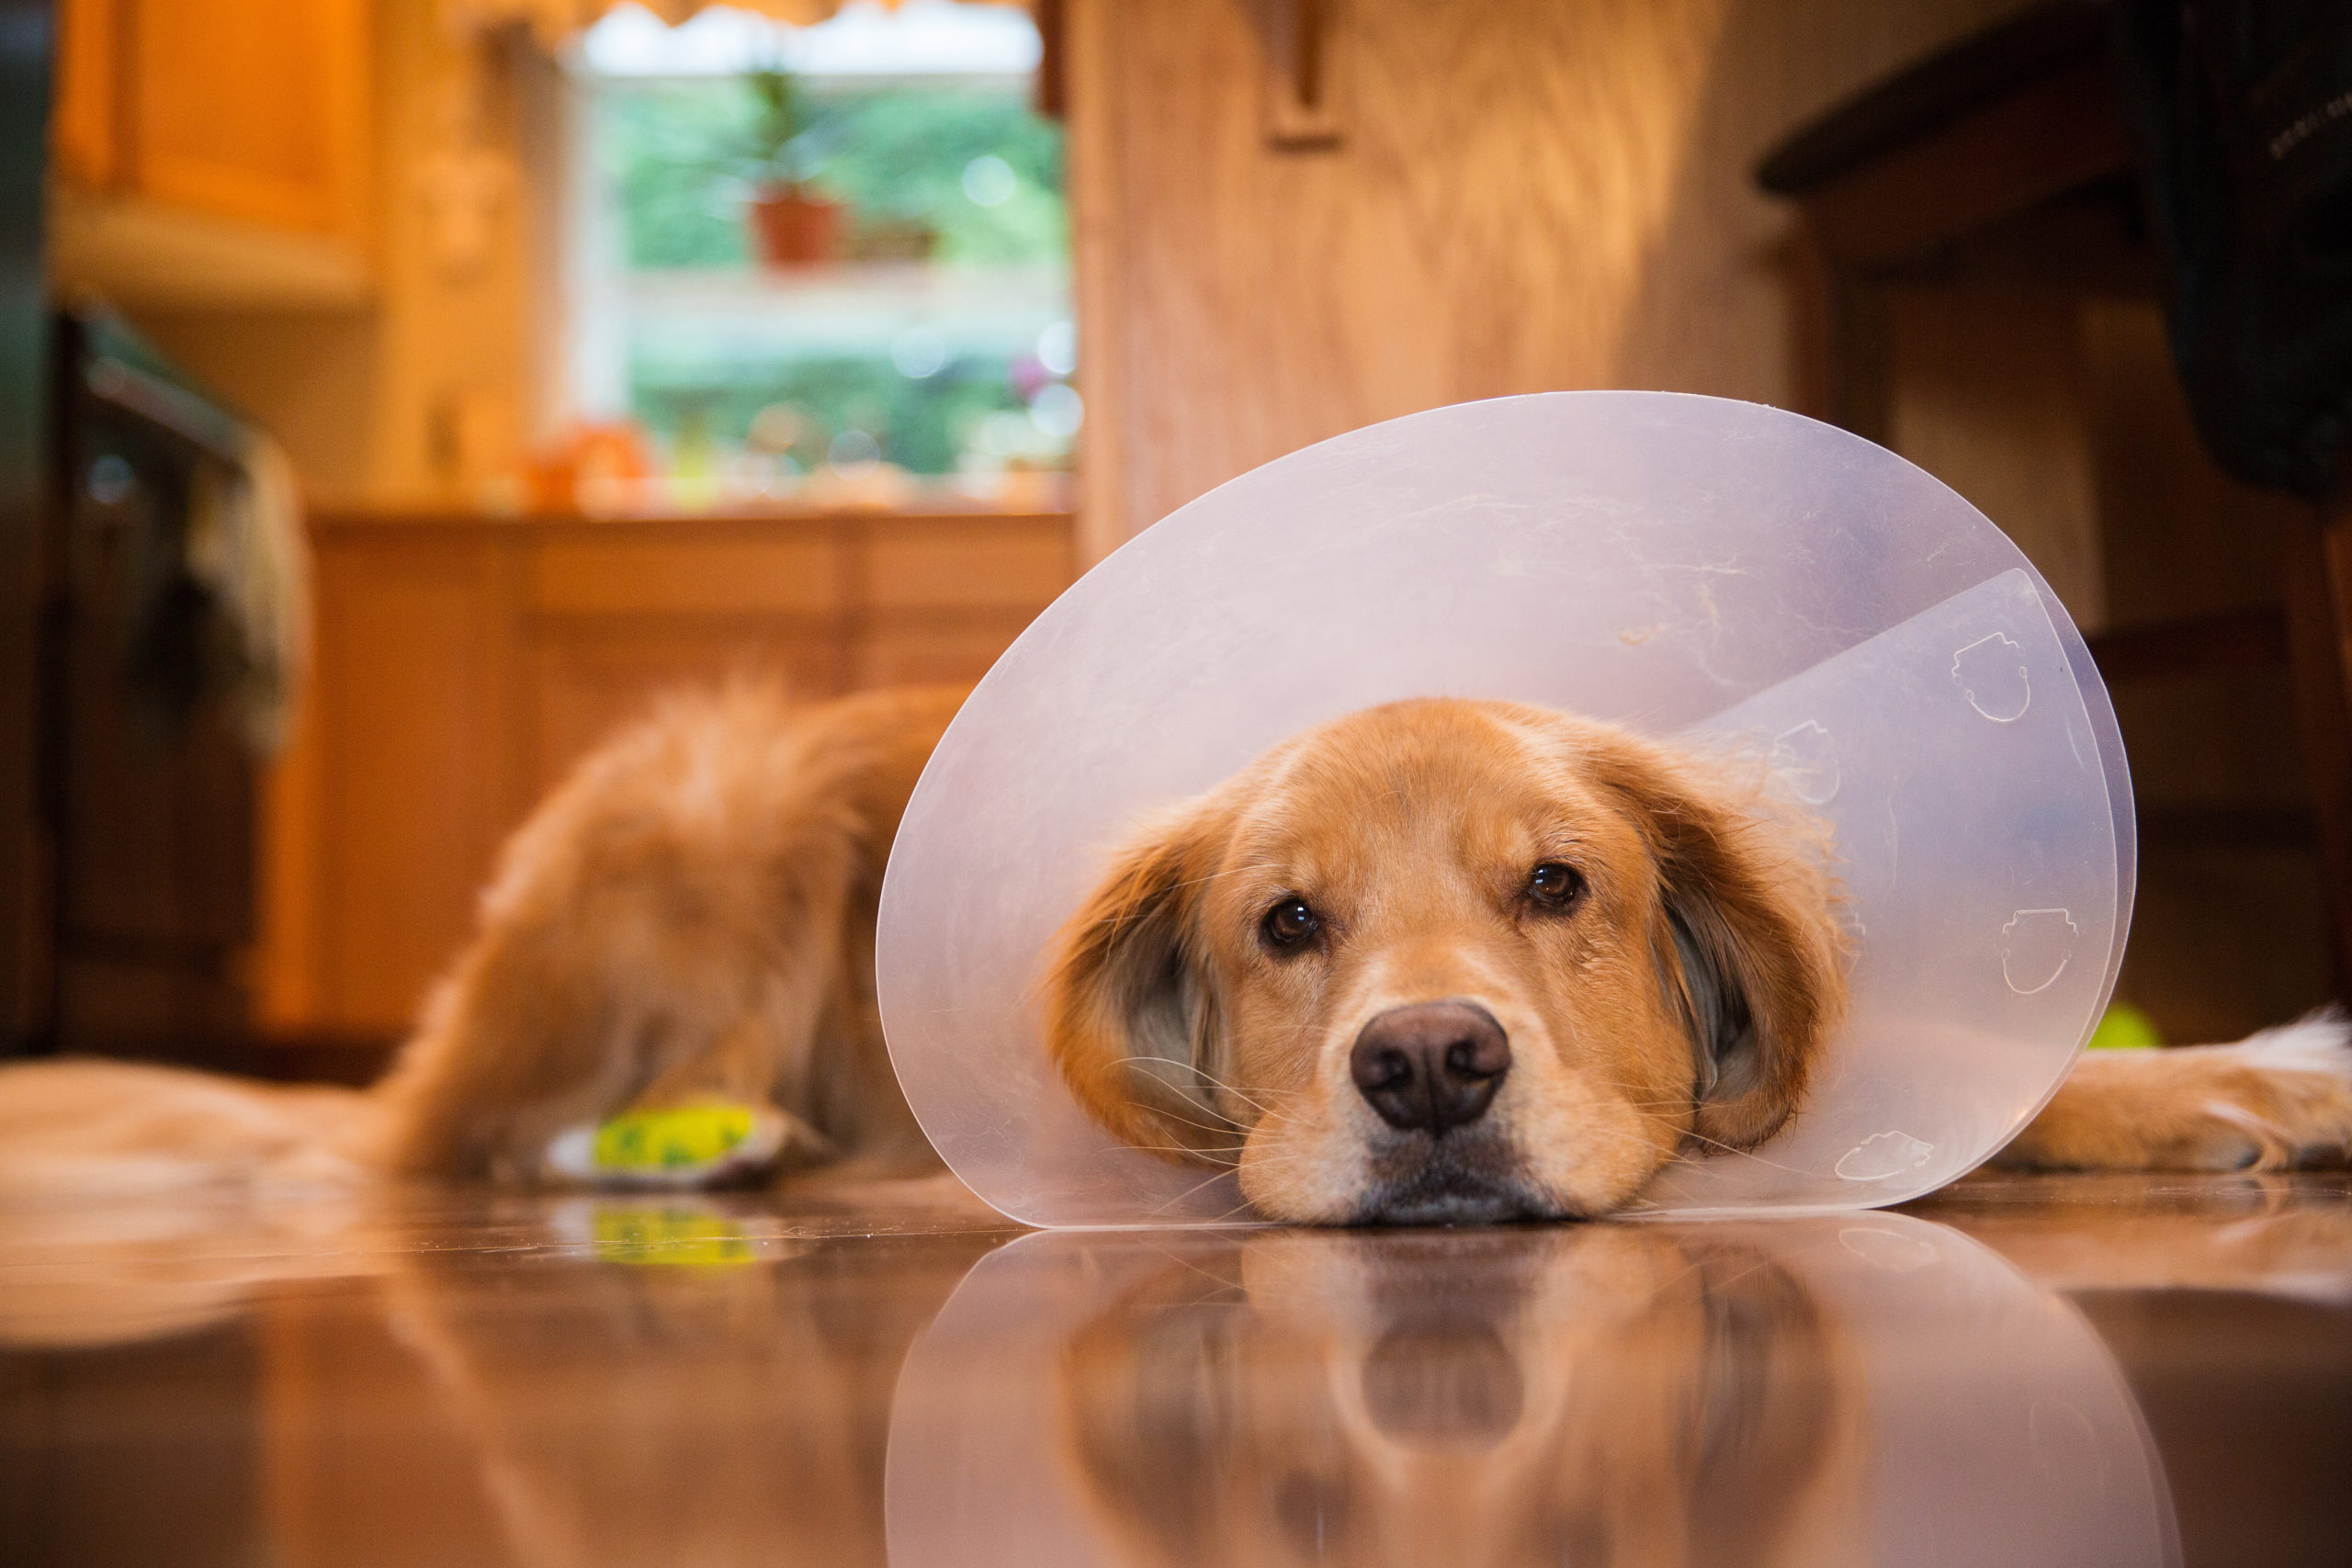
[631,353,1031,479]
[601,79,1066,272]
[594,75,1070,475]
[605,84,755,270]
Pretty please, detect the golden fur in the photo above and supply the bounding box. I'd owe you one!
[0,682,2345,1218]
[375,681,960,1183]
[1044,699,1849,1221]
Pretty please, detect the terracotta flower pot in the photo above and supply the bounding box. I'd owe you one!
[746,185,842,267]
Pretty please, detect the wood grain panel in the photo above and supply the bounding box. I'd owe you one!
[2285,509,2352,989]
[312,535,525,1033]
[1886,285,2105,629]
[529,536,846,617]
[854,614,1039,690]
[51,0,119,187]
[1797,59,2133,270]
[1067,0,2031,547]
[863,516,1074,610]
[127,0,370,236]
[262,513,1075,1038]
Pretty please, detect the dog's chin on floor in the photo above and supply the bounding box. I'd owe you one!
[1349,1132,1549,1226]
[1355,1173,1549,1228]
[0,681,2348,1224]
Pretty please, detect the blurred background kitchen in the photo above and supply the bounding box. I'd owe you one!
[0,0,2343,1082]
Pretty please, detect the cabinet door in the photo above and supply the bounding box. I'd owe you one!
[854,515,1074,686]
[127,0,369,236]
[51,0,120,187]
[311,533,527,1035]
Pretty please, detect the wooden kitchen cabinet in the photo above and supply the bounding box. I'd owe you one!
[125,0,371,236]
[51,0,119,189]
[260,508,1076,1043]
[50,0,373,303]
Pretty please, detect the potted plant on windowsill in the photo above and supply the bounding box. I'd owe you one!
[741,66,840,267]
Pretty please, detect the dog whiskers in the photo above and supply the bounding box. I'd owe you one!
[1185,1065,1294,1119]
[1660,1127,1816,1178]
[1125,1144,1245,1167]
[1146,1161,1256,1215]
[1108,1054,1295,1123]
[1132,1102,1250,1142]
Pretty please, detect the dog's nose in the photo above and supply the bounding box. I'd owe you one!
[1349,1001,1511,1134]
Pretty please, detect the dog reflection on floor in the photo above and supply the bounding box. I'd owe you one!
[1056,1228,1869,1568]
[370,1202,994,1568]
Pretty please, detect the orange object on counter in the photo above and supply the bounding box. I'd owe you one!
[524,423,654,514]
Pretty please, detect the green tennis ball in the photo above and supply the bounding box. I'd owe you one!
[592,1102,757,1171]
[591,1206,755,1269]
[2087,1002,2163,1052]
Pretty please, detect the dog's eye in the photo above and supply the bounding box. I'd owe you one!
[1526,862,1585,908]
[1261,896,1321,952]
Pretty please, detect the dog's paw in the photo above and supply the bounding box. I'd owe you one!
[1997,1010,2352,1173]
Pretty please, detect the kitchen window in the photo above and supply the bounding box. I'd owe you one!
[558,1,1072,510]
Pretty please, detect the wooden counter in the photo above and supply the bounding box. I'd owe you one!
[259,506,1077,1040]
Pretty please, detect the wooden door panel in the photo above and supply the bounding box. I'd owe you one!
[863,516,1074,611]
[854,613,1040,690]
[529,536,847,617]
[266,513,1075,1042]
[129,0,368,234]
[52,0,120,187]
[314,536,524,1035]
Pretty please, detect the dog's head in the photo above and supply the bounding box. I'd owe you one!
[1044,698,1846,1223]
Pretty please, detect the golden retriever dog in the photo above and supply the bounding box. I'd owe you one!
[0,682,2346,1220]
[1055,1227,1868,1568]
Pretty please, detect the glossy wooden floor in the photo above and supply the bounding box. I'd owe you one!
[2,1169,2346,1568]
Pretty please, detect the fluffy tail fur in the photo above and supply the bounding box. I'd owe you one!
[0,682,964,1200]
[376,680,961,1181]
[0,1057,376,1202]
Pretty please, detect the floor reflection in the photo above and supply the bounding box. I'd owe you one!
[6,1174,2351,1568]
[890,1217,2175,1568]
[374,1205,996,1568]
[2,1184,1011,1568]
[1062,1228,1862,1567]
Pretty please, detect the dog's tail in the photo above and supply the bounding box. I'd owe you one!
[0,1056,379,1202]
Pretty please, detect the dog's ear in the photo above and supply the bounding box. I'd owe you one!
[1593,739,1847,1150]
[1044,799,1235,1161]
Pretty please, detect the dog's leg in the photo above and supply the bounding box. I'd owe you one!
[371,682,967,1189]
[1996,1010,2352,1171]
[377,872,854,1185]
[371,690,867,1185]
[634,1017,796,1113]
